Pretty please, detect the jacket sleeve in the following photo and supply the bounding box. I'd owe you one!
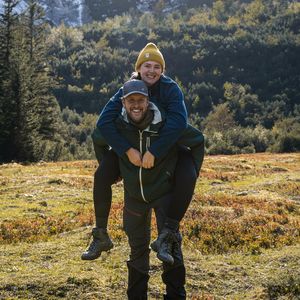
[176,124,205,175]
[91,127,110,165]
[96,88,132,157]
[147,84,188,159]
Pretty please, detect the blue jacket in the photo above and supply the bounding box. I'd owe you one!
[96,75,187,159]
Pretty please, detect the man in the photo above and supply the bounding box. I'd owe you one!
[91,79,204,299]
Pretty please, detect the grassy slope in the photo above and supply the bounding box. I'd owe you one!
[0,153,300,299]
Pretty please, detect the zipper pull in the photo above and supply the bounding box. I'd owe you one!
[139,130,143,154]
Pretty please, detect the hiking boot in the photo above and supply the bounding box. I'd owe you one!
[81,227,113,260]
[156,228,175,265]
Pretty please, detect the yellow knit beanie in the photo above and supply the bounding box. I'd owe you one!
[135,43,165,72]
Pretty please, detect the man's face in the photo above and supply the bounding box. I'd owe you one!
[122,93,149,123]
[137,61,162,88]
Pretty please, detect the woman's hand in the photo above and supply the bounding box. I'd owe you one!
[142,151,155,169]
[126,148,142,166]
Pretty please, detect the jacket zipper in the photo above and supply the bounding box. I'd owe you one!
[139,130,148,203]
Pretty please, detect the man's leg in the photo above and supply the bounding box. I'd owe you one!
[123,192,152,300]
[154,194,186,300]
[81,149,120,260]
[162,238,186,300]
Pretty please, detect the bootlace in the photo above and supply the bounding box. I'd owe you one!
[85,231,100,250]
[162,233,173,254]
[87,238,100,252]
[86,231,93,247]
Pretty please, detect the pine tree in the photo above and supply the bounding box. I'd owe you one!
[9,18,40,161]
[0,0,19,68]
[86,0,111,21]
[278,0,288,15]
[0,0,63,162]
[0,0,20,161]
[23,0,63,161]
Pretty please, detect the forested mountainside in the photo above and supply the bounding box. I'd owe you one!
[0,0,215,27]
[50,1,300,128]
[0,0,300,162]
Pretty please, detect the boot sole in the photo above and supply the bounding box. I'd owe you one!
[157,253,174,265]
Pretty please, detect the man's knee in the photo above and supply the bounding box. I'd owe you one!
[129,237,150,259]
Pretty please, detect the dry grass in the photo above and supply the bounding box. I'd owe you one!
[1,153,300,299]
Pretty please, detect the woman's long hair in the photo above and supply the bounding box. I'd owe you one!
[131,71,141,80]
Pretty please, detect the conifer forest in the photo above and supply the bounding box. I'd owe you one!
[1,0,300,163]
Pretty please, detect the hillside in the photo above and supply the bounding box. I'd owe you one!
[1,0,300,163]
[0,0,213,27]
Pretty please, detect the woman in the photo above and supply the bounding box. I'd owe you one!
[81,43,201,264]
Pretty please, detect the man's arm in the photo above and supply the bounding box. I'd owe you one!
[176,125,205,175]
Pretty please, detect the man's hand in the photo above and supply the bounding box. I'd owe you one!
[142,150,155,169]
[126,148,142,166]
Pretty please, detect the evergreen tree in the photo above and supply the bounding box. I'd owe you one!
[0,0,19,68]
[86,0,143,21]
[0,0,62,162]
[86,0,111,21]
[23,0,63,161]
[10,18,40,161]
[0,0,20,161]
[278,0,288,15]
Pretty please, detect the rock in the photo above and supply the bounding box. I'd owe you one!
[237,191,248,196]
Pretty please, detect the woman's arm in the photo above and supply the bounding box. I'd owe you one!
[96,88,132,157]
[96,88,143,166]
[147,83,188,159]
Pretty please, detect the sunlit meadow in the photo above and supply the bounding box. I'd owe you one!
[1,153,300,299]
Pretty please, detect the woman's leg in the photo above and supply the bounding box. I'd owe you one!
[81,149,120,260]
[93,149,120,228]
[155,145,198,264]
[167,144,197,224]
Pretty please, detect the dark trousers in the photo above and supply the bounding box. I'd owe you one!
[123,191,186,300]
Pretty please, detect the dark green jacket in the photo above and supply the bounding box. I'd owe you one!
[92,103,204,203]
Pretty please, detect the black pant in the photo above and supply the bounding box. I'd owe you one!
[123,192,186,300]
[93,145,197,222]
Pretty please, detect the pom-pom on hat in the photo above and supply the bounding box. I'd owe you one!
[123,80,149,98]
[135,43,165,72]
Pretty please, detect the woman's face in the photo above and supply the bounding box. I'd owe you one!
[137,61,162,88]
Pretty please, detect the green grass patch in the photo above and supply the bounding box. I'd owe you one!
[1,154,300,299]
